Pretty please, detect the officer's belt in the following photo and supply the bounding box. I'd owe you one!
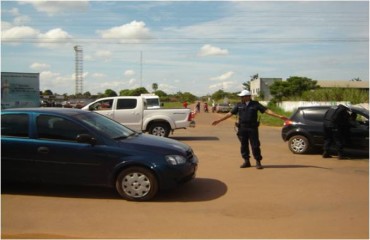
[239,122,258,128]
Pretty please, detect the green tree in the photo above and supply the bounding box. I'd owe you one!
[152,83,158,92]
[119,89,133,96]
[104,89,118,97]
[242,81,250,91]
[131,87,148,96]
[211,89,227,100]
[43,89,53,96]
[83,91,91,98]
[270,76,318,101]
[154,90,167,98]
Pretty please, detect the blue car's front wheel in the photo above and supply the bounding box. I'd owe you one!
[116,167,158,201]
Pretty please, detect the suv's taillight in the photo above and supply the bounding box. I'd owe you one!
[188,111,195,121]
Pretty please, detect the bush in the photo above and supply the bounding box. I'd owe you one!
[300,88,368,104]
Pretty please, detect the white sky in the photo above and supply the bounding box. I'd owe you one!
[1,1,369,96]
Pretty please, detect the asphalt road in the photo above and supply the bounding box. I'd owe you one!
[2,108,369,239]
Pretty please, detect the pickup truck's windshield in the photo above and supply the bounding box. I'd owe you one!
[77,112,136,139]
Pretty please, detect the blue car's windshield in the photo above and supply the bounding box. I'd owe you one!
[76,112,136,139]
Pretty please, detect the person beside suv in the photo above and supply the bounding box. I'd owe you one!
[322,104,351,159]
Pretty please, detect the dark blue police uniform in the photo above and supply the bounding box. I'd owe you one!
[323,105,351,158]
[230,100,267,163]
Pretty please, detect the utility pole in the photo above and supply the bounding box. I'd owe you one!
[140,51,143,87]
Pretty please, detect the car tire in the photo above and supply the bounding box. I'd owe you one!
[288,135,310,154]
[149,123,170,137]
[115,167,158,201]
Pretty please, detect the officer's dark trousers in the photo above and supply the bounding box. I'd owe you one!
[323,126,345,155]
[237,126,262,162]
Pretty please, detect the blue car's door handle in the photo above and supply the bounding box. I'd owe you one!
[37,147,49,154]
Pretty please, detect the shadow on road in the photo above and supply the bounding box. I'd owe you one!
[1,178,227,202]
[170,136,220,141]
[155,178,227,202]
[263,164,331,169]
[2,182,121,200]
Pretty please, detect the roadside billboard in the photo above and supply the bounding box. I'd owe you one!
[1,72,40,109]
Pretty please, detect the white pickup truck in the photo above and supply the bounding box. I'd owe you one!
[82,95,195,137]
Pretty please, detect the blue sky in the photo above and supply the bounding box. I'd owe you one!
[1,1,369,96]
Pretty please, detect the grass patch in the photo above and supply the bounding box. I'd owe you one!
[161,102,184,108]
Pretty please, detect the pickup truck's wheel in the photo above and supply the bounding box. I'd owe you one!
[149,123,170,137]
[115,167,158,201]
[288,135,310,154]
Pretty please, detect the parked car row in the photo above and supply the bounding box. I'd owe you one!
[40,100,88,108]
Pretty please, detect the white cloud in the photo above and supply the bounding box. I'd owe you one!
[8,7,20,16]
[1,25,39,42]
[39,71,75,93]
[208,81,236,91]
[6,7,29,25]
[92,73,106,78]
[211,71,234,81]
[94,50,112,62]
[97,21,152,43]
[37,28,72,48]
[198,44,229,57]
[124,70,135,77]
[128,78,137,86]
[30,62,50,71]
[20,1,89,16]
[158,83,177,93]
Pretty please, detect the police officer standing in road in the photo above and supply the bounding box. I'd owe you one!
[322,104,351,159]
[212,90,288,169]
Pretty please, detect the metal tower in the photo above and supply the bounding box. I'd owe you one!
[74,45,83,95]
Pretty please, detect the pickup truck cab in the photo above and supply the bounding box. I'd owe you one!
[82,95,195,137]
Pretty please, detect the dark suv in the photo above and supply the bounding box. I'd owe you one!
[281,105,369,154]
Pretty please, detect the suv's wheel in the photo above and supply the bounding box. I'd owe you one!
[288,135,310,154]
[149,123,170,137]
[115,167,158,201]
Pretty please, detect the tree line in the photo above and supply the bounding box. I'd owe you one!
[41,76,368,104]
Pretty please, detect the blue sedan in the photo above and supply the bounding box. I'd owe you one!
[1,108,198,201]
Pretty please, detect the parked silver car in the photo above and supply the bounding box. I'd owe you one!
[216,103,231,113]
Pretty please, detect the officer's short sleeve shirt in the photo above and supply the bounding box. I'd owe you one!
[230,101,267,123]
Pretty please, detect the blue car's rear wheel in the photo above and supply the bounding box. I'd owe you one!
[116,167,158,201]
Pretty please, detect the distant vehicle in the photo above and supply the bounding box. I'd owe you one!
[82,95,195,137]
[62,101,86,109]
[216,103,231,113]
[1,108,198,201]
[41,100,51,107]
[282,105,369,154]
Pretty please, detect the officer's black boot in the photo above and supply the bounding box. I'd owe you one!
[256,160,263,169]
[322,152,332,158]
[240,159,251,168]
